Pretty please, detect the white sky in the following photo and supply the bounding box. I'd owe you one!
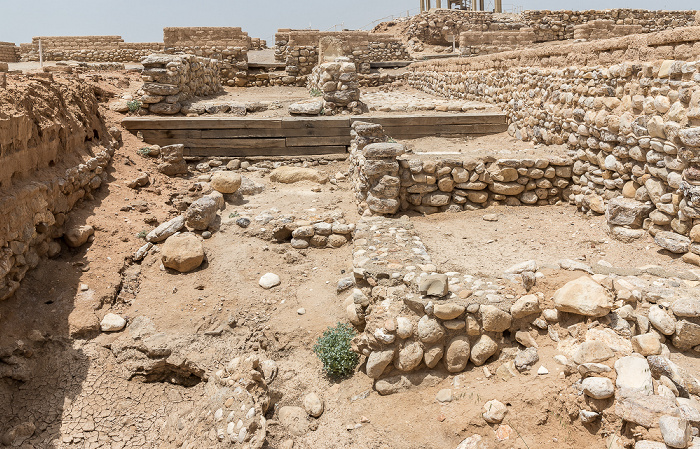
[0,0,696,45]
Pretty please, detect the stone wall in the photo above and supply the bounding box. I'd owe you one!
[163,27,253,49]
[0,42,19,63]
[380,9,697,48]
[573,20,643,41]
[0,76,117,301]
[400,26,700,256]
[137,54,222,115]
[19,36,163,62]
[459,29,535,56]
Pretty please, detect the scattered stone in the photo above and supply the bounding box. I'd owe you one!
[582,377,615,399]
[579,410,599,423]
[510,294,540,319]
[278,406,309,436]
[482,400,507,424]
[649,305,677,335]
[483,214,499,222]
[161,233,205,273]
[259,273,281,289]
[270,166,329,184]
[436,389,453,403]
[419,274,449,297]
[504,260,537,274]
[236,217,251,228]
[514,347,539,372]
[100,313,126,332]
[655,232,691,254]
[303,393,324,418]
[553,276,613,317]
[210,171,242,194]
[185,196,218,231]
[64,224,94,247]
[632,333,662,356]
[659,416,692,448]
[289,98,324,115]
[146,215,185,243]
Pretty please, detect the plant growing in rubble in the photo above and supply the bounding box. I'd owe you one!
[313,322,358,379]
[127,99,142,112]
[309,88,322,97]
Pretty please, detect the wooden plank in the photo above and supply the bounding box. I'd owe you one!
[355,114,507,127]
[144,138,287,149]
[280,117,350,129]
[122,117,284,130]
[141,129,202,141]
[381,123,508,137]
[200,128,349,138]
[285,136,352,147]
[183,146,347,157]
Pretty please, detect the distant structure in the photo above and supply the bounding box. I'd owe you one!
[419,0,502,13]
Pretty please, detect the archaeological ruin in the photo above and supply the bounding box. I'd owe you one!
[2,4,700,449]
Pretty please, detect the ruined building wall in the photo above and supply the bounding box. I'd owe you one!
[19,36,164,63]
[387,9,698,47]
[0,76,116,300]
[137,54,222,115]
[0,42,19,63]
[404,26,700,253]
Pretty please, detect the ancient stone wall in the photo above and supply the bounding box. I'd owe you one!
[402,26,700,255]
[0,42,19,63]
[385,9,697,47]
[137,54,222,115]
[0,76,116,301]
[459,29,535,56]
[572,20,643,41]
[163,27,253,49]
[19,36,164,63]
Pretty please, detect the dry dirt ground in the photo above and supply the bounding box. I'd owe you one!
[1,70,699,449]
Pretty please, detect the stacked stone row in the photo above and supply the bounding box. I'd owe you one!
[0,146,114,301]
[20,43,164,63]
[165,46,248,87]
[307,58,364,115]
[285,221,355,249]
[0,42,19,62]
[285,46,318,76]
[572,21,643,40]
[367,41,411,62]
[407,32,700,252]
[138,54,222,115]
[396,9,695,48]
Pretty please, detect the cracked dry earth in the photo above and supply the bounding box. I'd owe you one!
[1,71,700,449]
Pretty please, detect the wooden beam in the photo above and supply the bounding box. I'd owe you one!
[182,146,347,157]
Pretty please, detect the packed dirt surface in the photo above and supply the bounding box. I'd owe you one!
[401,133,567,158]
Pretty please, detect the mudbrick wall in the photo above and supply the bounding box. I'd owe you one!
[398,26,700,257]
[0,42,19,63]
[0,75,118,301]
[19,36,164,63]
[381,9,697,47]
[136,54,222,115]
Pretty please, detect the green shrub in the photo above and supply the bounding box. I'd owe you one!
[137,147,151,156]
[313,322,358,379]
[127,99,142,112]
[309,88,322,97]
[136,230,148,239]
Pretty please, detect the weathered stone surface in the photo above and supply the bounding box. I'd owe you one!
[419,274,448,297]
[615,394,680,428]
[433,303,465,320]
[553,276,613,317]
[366,349,395,379]
[482,400,507,424]
[673,320,700,351]
[514,347,539,372]
[615,356,654,396]
[605,197,654,228]
[278,406,309,436]
[146,215,185,243]
[445,336,470,373]
[480,305,512,332]
[288,98,324,115]
[672,298,700,317]
[659,416,692,448]
[259,273,281,289]
[100,313,126,332]
[648,356,700,397]
[632,333,662,356]
[210,171,242,194]
[470,334,498,366]
[161,233,204,273]
[363,143,406,159]
[185,196,218,231]
[582,377,615,399]
[655,231,691,254]
[573,341,614,365]
[510,294,540,319]
[270,166,329,184]
[394,341,424,372]
[417,316,445,344]
[649,305,676,335]
[303,393,324,418]
[64,225,94,248]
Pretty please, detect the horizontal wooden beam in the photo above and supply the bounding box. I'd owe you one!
[183,146,347,157]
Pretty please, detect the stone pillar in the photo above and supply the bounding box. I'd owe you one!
[420,0,425,12]
[495,0,502,12]
[436,0,442,8]
[471,0,477,11]
[479,0,484,11]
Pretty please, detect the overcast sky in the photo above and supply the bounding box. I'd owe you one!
[1,0,696,45]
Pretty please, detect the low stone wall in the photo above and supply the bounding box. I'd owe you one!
[367,35,411,62]
[573,20,643,41]
[137,54,222,115]
[0,77,117,301]
[382,9,697,47]
[350,123,573,215]
[0,42,19,62]
[164,27,252,49]
[402,26,700,257]
[307,58,364,115]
